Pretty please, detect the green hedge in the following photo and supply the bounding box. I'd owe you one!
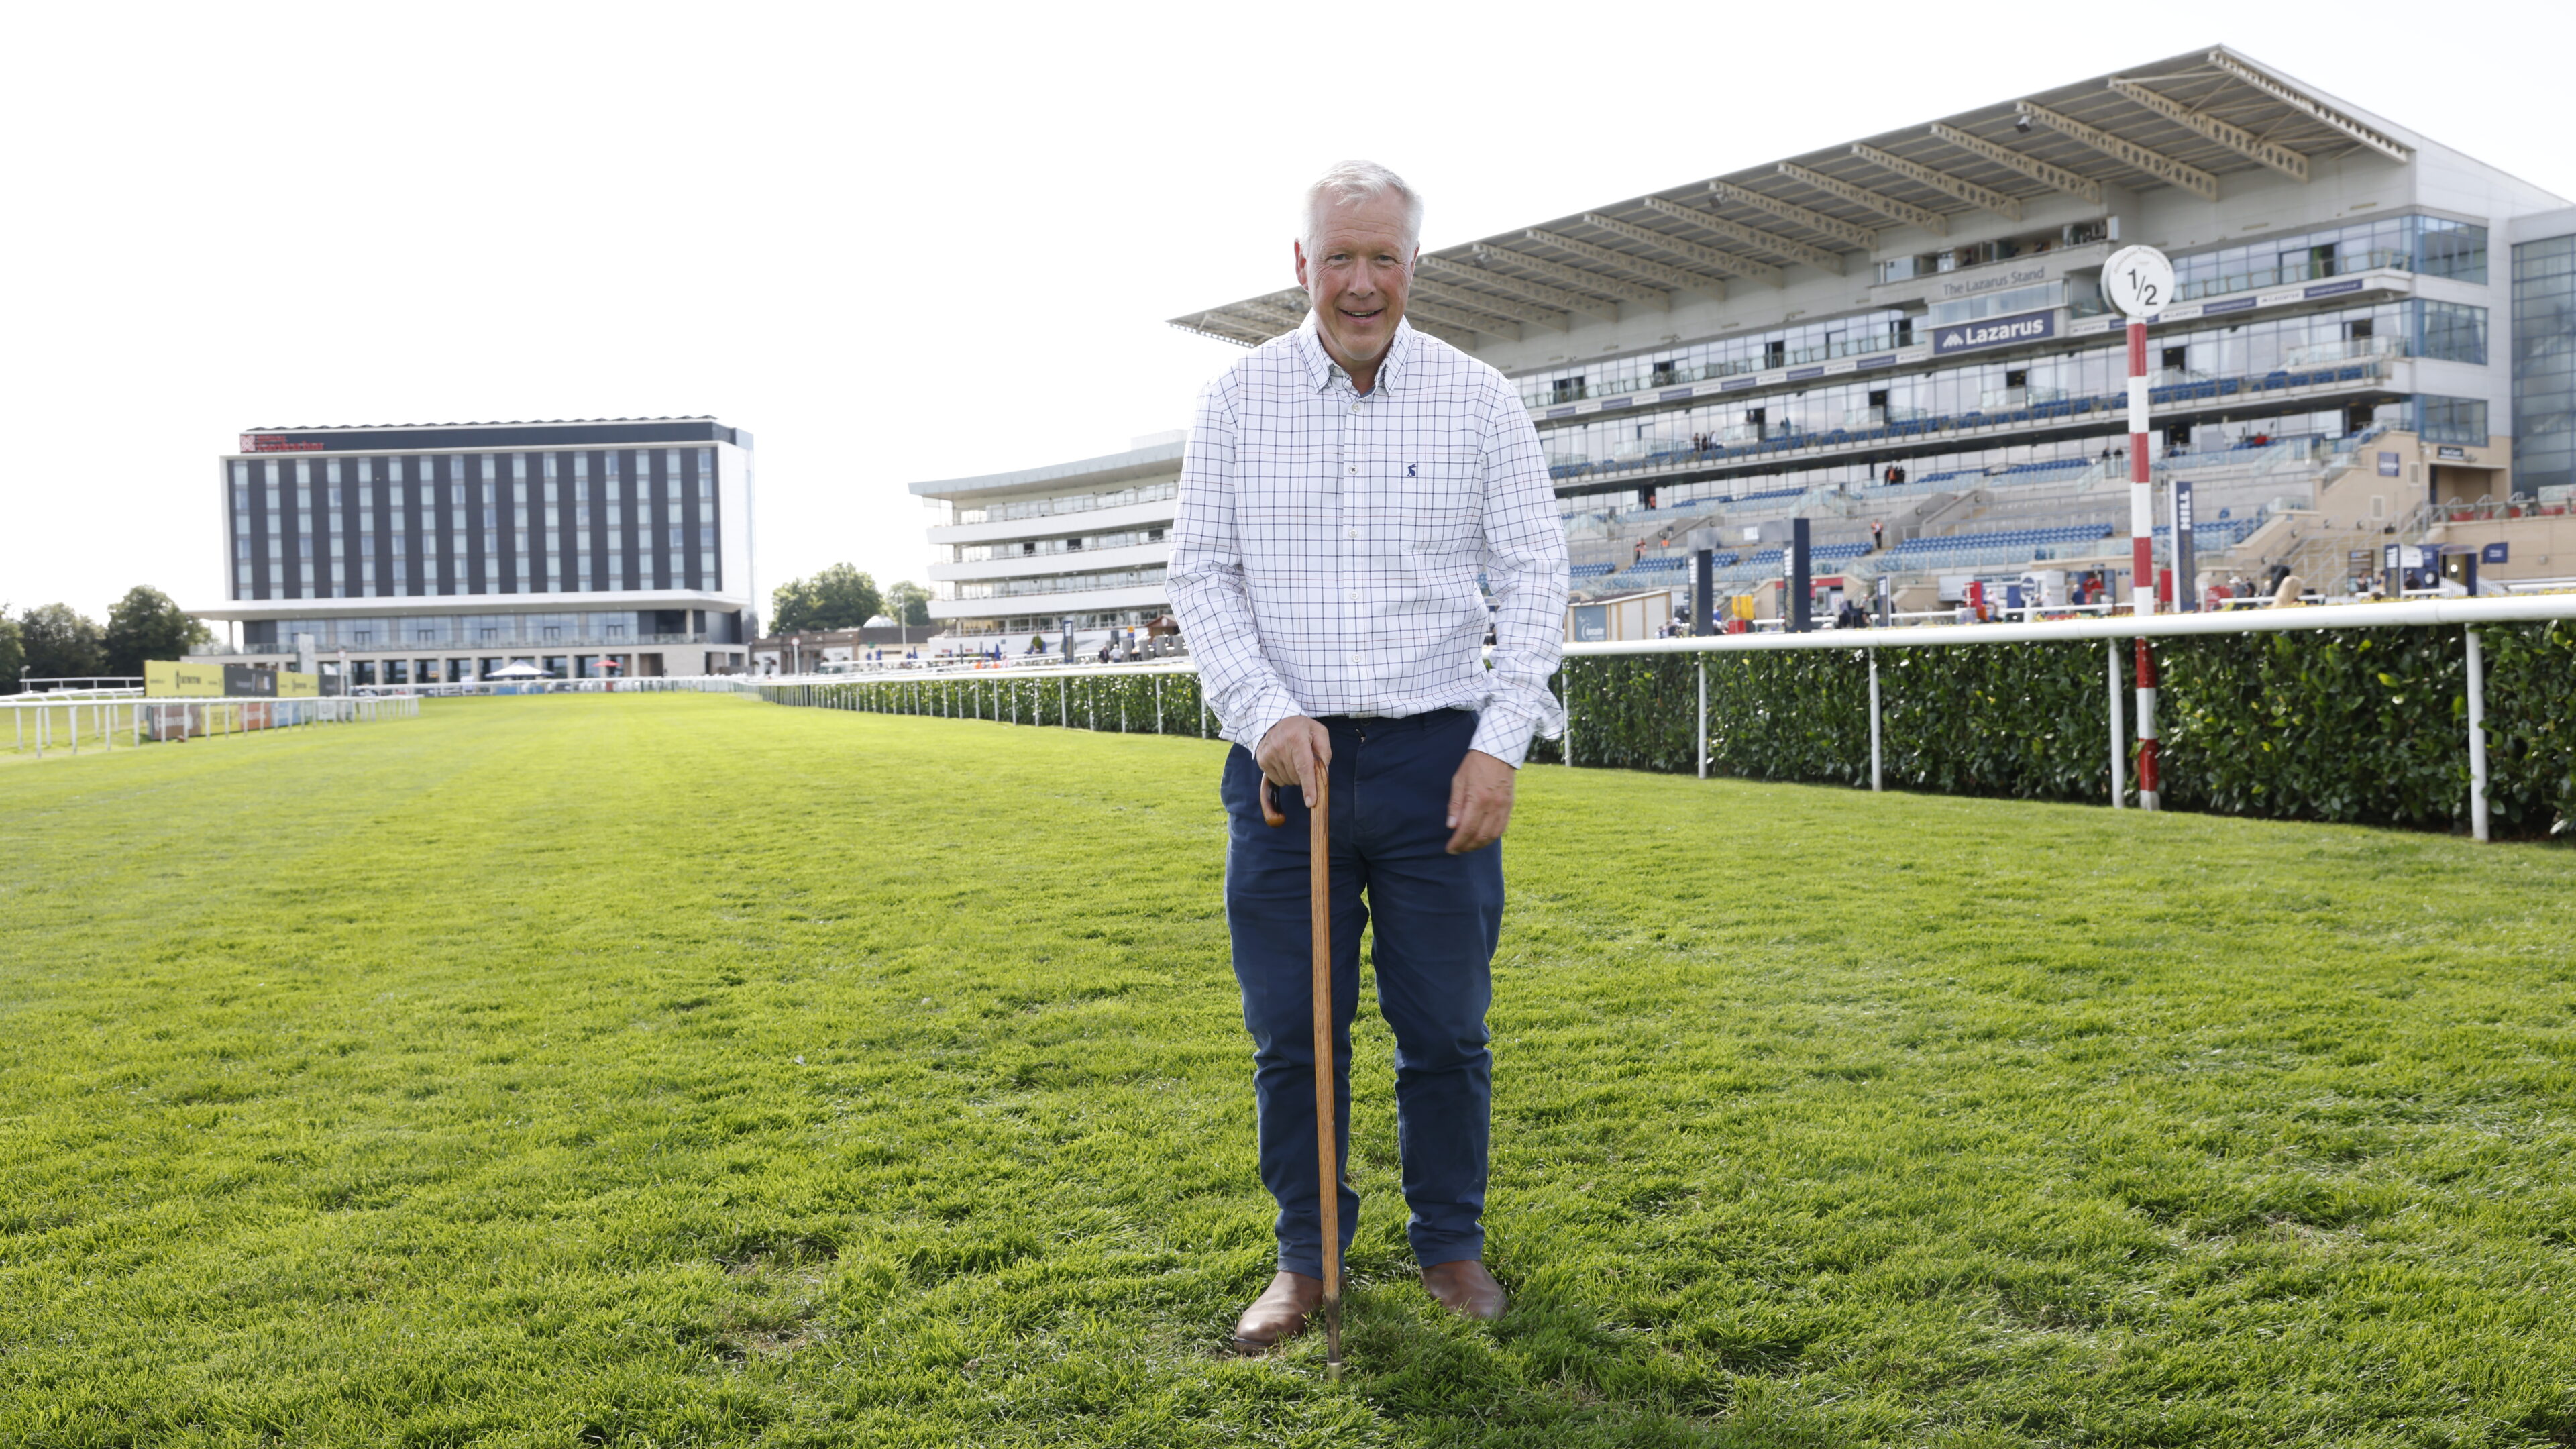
[762,672,1212,739]
[760,623,2575,835]
[1530,623,2575,835]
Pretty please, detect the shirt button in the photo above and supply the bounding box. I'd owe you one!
[1346,528,1359,539]
[1347,653,1360,665]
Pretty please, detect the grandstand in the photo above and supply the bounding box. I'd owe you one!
[909,50,2569,644]
[1165,46,2567,623]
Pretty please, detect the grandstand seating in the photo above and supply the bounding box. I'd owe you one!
[1731,543,1871,571]
[1569,561,1616,580]
[1888,524,2114,561]
[1889,457,2094,491]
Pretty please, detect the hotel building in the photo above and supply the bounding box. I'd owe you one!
[193,417,755,684]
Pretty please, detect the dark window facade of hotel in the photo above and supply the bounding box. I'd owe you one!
[227,447,726,602]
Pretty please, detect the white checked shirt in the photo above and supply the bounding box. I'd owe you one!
[1169,315,1568,767]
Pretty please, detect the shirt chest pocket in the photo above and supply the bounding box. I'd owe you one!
[1383,450,1481,555]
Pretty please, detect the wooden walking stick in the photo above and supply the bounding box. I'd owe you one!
[1263,757,1343,1376]
[1308,765,1343,1377]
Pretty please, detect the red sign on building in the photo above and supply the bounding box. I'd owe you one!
[239,433,324,453]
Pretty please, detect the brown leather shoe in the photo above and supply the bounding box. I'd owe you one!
[1230,1271,1325,1352]
[1421,1259,1507,1321]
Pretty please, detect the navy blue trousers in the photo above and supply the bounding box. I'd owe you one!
[1220,708,1504,1277]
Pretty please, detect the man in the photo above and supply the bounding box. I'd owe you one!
[1167,160,1568,1351]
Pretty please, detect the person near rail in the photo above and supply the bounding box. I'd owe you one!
[1168,160,1568,1351]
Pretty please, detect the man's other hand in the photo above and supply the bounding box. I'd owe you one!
[1256,716,1332,818]
[1445,749,1515,855]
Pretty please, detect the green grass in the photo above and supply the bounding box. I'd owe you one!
[3,694,2574,1448]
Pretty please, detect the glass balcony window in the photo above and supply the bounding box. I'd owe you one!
[954,529,1165,562]
[1976,384,2068,410]
[953,480,1180,527]
[956,566,1169,600]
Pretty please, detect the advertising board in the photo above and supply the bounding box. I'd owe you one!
[1930,309,2057,357]
[145,660,227,697]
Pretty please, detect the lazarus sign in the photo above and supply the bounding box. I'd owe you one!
[1930,309,2057,357]
[238,433,323,453]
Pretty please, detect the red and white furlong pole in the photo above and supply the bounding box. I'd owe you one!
[2127,319,2154,619]
[2127,320,2161,809]
[2106,245,2174,811]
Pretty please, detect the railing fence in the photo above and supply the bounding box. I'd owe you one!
[5,694,421,761]
[749,594,2576,840]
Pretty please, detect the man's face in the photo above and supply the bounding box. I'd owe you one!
[1295,193,1416,370]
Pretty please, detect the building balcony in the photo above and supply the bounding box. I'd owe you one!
[2284,334,2404,368]
[1977,385,2069,411]
[1532,266,2422,429]
[1520,331,1915,412]
[930,541,1168,584]
[927,495,1178,547]
[928,582,1170,621]
[2174,248,2409,303]
[1544,357,2398,493]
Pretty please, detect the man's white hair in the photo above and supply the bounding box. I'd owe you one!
[1303,160,1424,254]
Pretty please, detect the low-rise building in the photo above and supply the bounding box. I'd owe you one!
[908,433,1183,650]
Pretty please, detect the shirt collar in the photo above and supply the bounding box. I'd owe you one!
[1295,309,1417,396]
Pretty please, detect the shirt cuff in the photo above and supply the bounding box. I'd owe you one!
[1470,702,1538,768]
[1229,688,1305,761]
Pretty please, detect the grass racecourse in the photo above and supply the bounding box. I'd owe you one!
[5,693,2576,1449]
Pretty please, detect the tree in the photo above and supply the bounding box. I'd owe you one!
[769,563,883,633]
[885,580,932,627]
[102,586,212,677]
[0,609,21,694]
[18,604,105,684]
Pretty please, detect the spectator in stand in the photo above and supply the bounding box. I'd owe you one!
[1870,520,1884,551]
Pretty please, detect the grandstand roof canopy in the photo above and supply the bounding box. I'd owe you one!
[1170,47,2415,350]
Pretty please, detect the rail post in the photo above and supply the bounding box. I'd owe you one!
[1697,659,1708,780]
[2107,640,2126,809]
[1868,649,1882,792]
[2466,627,2489,843]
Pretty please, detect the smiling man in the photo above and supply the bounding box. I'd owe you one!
[1167,160,1568,1351]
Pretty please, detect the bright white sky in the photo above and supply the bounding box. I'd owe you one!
[3,3,2566,626]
